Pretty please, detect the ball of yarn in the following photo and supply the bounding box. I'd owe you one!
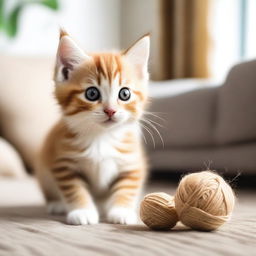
[175,171,235,231]
[140,192,178,230]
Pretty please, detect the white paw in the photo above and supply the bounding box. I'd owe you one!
[107,207,137,225]
[47,201,66,215]
[67,207,99,225]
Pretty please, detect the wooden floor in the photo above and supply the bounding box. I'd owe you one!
[0,177,255,256]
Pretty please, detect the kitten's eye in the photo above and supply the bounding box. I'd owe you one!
[85,87,100,101]
[119,87,131,101]
[62,66,69,80]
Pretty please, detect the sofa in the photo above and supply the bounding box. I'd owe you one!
[0,55,255,176]
[146,60,256,174]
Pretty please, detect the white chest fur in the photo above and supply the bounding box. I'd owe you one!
[76,127,132,195]
[68,122,141,195]
[81,137,119,193]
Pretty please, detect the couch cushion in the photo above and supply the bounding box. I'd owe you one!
[0,55,60,169]
[0,137,27,178]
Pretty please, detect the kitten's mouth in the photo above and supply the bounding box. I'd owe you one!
[103,118,116,125]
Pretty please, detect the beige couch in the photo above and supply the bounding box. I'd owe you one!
[147,60,256,174]
[0,56,255,176]
[0,56,59,175]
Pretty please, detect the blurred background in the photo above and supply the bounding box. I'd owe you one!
[0,0,256,186]
[1,0,256,79]
[0,1,256,255]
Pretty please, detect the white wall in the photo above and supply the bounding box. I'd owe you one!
[0,0,121,56]
[209,0,241,81]
[0,0,157,56]
[120,0,159,78]
[120,0,157,48]
[2,0,255,82]
[245,0,256,59]
[208,0,256,81]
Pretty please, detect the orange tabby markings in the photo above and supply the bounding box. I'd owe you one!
[133,90,145,101]
[36,30,150,225]
[55,172,77,182]
[115,147,133,154]
[124,101,137,114]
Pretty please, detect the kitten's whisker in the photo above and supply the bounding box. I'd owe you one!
[145,111,165,115]
[139,126,147,145]
[137,121,148,144]
[141,119,164,147]
[142,117,165,128]
[140,122,155,148]
[144,111,166,122]
[147,119,164,128]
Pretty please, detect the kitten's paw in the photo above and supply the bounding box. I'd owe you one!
[67,207,99,225]
[107,207,137,225]
[47,201,66,215]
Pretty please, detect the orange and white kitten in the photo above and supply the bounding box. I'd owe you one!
[36,30,150,225]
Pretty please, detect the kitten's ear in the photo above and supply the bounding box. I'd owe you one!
[55,29,91,82]
[123,34,150,80]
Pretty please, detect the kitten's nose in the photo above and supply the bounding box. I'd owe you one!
[104,108,116,118]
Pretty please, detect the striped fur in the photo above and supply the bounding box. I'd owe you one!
[36,30,150,225]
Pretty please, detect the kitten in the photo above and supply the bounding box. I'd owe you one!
[36,30,150,225]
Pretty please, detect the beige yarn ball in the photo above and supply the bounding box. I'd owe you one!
[175,171,235,231]
[140,192,178,230]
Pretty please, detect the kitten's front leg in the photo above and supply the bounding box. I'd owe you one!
[52,166,99,225]
[106,169,145,225]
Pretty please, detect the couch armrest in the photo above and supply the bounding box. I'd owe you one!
[215,60,256,144]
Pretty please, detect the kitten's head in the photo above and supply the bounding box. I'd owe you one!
[54,30,150,132]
